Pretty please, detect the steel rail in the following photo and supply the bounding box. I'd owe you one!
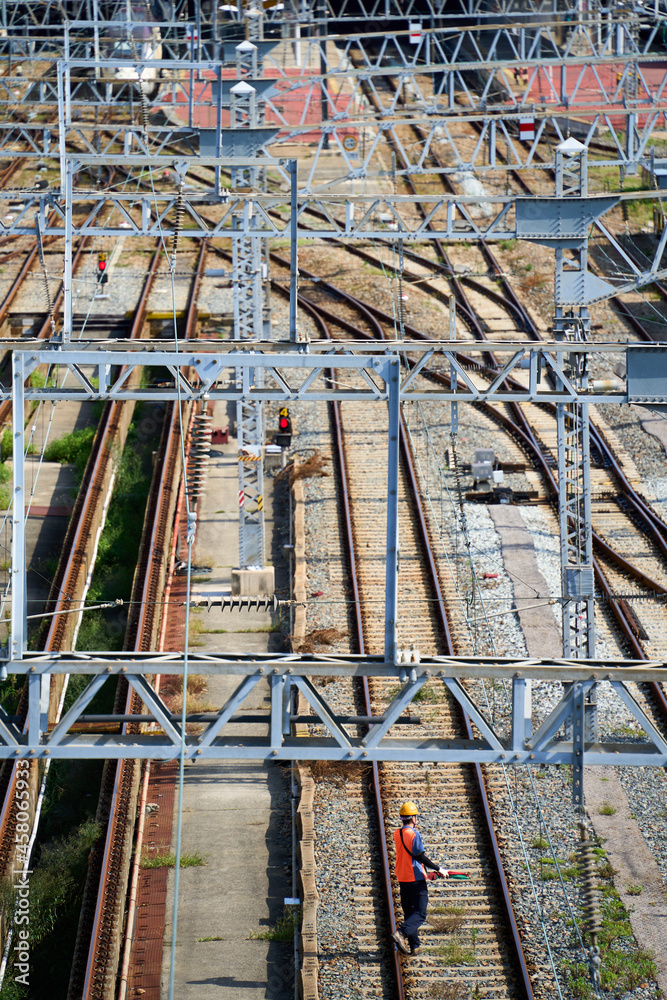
[72,244,201,999]
[390,91,667,674]
[305,270,535,996]
[315,298,407,998]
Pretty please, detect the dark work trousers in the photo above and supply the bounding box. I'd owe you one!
[398,879,429,950]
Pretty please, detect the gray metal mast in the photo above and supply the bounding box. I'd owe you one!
[231,11,272,578]
[553,139,596,663]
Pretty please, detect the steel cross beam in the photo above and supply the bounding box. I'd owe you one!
[4,344,664,405]
[3,655,667,763]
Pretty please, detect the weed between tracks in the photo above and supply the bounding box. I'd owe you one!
[426,928,478,966]
[248,907,301,942]
[562,889,658,997]
[427,984,475,1000]
[428,904,466,934]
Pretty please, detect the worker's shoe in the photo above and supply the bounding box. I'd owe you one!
[391,930,410,955]
[410,946,421,956]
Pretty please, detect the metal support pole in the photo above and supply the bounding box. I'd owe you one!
[449,295,458,436]
[10,354,25,663]
[572,682,586,810]
[319,4,329,150]
[289,159,299,342]
[384,359,400,664]
[62,159,74,343]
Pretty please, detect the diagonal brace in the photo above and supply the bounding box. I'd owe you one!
[292,676,352,748]
[127,675,183,745]
[48,673,110,746]
[611,681,667,754]
[197,674,263,747]
[362,676,427,748]
[441,678,504,750]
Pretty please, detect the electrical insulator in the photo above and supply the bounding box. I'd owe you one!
[97,252,108,285]
[276,407,292,448]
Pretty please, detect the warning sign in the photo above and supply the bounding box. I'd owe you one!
[519,117,535,141]
[343,135,358,152]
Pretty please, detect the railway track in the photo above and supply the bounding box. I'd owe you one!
[296,296,533,997]
[67,244,206,998]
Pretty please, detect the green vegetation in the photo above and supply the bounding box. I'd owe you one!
[563,892,657,997]
[0,817,101,999]
[599,802,617,816]
[498,238,516,251]
[43,425,96,480]
[626,884,643,896]
[413,684,441,703]
[248,908,301,942]
[77,406,161,651]
[530,836,548,850]
[597,860,617,879]
[142,851,205,869]
[428,931,477,966]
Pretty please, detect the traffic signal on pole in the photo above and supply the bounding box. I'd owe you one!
[276,407,292,447]
[97,252,108,285]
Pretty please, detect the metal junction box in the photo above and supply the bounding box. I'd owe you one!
[627,346,667,406]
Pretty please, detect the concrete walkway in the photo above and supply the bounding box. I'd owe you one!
[162,402,293,999]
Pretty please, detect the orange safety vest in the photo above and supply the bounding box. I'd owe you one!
[394,825,424,882]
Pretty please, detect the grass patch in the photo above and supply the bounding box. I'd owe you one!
[564,889,657,996]
[197,935,225,942]
[0,460,11,509]
[597,860,617,879]
[531,836,548,849]
[428,933,477,966]
[141,851,205,869]
[248,908,300,942]
[498,238,516,251]
[428,904,466,934]
[43,425,96,479]
[626,884,643,896]
[599,802,617,815]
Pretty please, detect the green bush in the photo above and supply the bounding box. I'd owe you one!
[43,426,96,479]
[0,819,100,945]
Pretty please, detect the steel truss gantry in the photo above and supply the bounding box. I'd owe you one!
[2,653,667,765]
[5,12,667,181]
[7,343,667,645]
[7,342,666,769]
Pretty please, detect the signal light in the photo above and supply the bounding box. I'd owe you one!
[97,252,108,285]
[276,407,292,447]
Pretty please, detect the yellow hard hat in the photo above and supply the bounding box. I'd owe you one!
[399,801,419,817]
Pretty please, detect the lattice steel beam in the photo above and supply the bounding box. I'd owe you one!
[4,655,667,762]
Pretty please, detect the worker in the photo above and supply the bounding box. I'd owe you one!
[391,801,449,956]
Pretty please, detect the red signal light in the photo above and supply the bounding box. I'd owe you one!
[276,407,292,447]
[97,252,109,285]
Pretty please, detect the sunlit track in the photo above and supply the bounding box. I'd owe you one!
[297,289,534,998]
